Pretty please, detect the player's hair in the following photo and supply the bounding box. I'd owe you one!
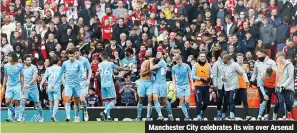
[73,47,80,53]
[266,68,273,75]
[223,53,230,59]
[236,53,244,58]
[153,58,160,64]
[276,52,285,58]
[7,51,18,63]
[258,49,267,55]
[50,56,59,65]
[66,49,75,55]
[175,55,182,61]
[101,52,109,60]
[23,54,32,61]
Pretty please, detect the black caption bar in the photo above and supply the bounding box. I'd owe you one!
[145,121,297,133]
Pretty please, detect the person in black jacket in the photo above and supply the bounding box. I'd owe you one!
[60,26,77,47]
[276,16,290,44]
[112,18,129,43]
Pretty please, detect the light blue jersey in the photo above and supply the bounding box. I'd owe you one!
[41,65,63,92]
[172,63,191,85]
[77,56,92,82]
[41,65,63,101]
[23,65,38,90]
[4,63,24,100]
[55,60,84,97]
[99,61,118,88]
[155,60,167,84]
[152,60,167,97]
[4,63,24,86]
[55,60,84,85]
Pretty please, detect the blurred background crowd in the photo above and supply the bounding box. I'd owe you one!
[0,0,297,108]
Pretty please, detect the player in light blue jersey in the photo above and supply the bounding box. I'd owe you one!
[2,52,24,122]
[40,57,64,122]
[74,48,92,121]
[52,49,84,122]
[99,52,126,121]
[172,55,194,121]
[18,54,43,122]
[150,52,173,121]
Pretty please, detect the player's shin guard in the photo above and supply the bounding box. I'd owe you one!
[53,103,58,116]
[146,104,152,118]
[7,104,15,119]
[35,103,43,117]
[74,104,80,117]
[50,105,53,114]
[181,103,189,118]
[137,103,143,118]
[18,102,25,120]
[82,101,87,113]
[154,101,162,117]
[65,102,71,117]
[258,101,267,118]
[165,101,173,116]
[15,106,20,120]
[105,100,116,118]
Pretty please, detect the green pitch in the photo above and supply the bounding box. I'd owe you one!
[1,122,145,133]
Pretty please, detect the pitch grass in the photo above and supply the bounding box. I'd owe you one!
[1,122,145,133]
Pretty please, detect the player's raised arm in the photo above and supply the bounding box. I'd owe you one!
[150,59,160,71]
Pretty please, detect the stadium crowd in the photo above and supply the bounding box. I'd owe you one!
[0,0,297,109]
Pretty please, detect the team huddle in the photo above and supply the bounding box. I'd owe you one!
[1,49,295,122]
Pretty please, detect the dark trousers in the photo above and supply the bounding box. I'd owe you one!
[277,89,294,117]
[225,89,237,113]
[238,88,249,116]
[217,88,227,113]
[195,86,210,115]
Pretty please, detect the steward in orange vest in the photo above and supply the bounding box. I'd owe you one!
[191,52,213,120]
[237,52,251,120]
[257,68,276,120]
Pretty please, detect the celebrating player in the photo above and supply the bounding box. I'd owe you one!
[136,59,154,121]
[53,49,85,122]
[275,52,295,120]
[172,55,194,121]
[221,54,249,121]
[40,57,64,122]
[257,68,276,120]
[18,54,44,122]
[151,52,174,121]
[192,52,213,121]
[236,53,251,121]
[2,52,24,122]
[74,48,92,121]
[99,52,126,121]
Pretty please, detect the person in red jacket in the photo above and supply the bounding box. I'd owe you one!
[100,19,113,41]
[101,7,117,25]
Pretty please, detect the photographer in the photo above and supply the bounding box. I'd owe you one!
[119,73,137,106]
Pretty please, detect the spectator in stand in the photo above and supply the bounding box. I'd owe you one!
[86,88,100,107]
[119,72,137,106]
[0,37,13,55]
[259,17,276,55]
[276,16,290,45]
